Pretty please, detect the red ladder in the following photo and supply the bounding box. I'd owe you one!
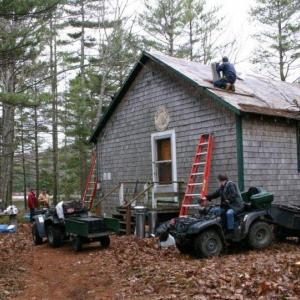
[179,134,214,216]
[82,151,98,210]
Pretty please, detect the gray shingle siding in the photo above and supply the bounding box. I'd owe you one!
[96,61,238,215]
[243,117,300,204]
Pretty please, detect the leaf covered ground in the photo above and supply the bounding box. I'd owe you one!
[0,224,300,300]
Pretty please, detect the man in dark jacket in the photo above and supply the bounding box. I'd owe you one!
[201,174,244,231]
[213,57,237,91]
[27,188,38,222]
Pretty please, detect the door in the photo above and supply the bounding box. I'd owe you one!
[151,130,178,202]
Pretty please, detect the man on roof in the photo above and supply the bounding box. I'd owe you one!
[213,57,236,92]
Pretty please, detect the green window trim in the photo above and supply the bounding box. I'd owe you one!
[297,123,300,173]
[236,115,245,191]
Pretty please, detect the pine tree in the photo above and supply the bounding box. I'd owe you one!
[0,0,60,206]
[181,0,222,63]
[251,0,300,81]
[139,0,185,56]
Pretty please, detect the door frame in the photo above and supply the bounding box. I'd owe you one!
[151,129,178,198]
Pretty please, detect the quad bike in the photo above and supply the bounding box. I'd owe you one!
[156,187,274,258]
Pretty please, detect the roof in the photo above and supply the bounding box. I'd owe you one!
[90,51,300,143]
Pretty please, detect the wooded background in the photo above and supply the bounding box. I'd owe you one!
[0,0,299,208]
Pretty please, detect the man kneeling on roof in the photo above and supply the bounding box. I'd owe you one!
[213,57,236,92]
[201,174,244,232]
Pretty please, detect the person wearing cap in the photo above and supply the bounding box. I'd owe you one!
[201,174,244,231]
[213,57,237,91]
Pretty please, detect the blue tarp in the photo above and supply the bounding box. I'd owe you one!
[0,224,17,233]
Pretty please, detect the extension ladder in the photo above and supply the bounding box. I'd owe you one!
[179,134,214,216]
[82,151,98,210]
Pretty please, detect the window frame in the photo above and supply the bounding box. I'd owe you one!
[151,129,178,194]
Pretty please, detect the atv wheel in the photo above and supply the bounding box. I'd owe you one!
[194,229,223,258]
[32,222,43,245]
[72,237,82,252]
[176,241,192,254]
[100,236,110,248]
[47,225,62,248]
[248,221,272,249]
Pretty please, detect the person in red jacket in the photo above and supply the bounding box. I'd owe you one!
[27,188,37,222]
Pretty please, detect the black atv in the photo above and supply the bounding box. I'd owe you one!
[157,188,274,258]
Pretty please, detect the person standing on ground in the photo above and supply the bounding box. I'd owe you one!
[38,189,50,208]
[27,188,38,221]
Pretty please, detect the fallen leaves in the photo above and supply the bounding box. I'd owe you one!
[0,225,300,299]
[0,223,32,299]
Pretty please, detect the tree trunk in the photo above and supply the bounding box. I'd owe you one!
[20,108,27,209]
[0,67,15,207]
[189,19,193,61]
[50,16,59,204]
[34,105,40,197]
[97,72,106,119]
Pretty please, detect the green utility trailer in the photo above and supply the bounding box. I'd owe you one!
[65,216,120,251]
[32,206,120,252]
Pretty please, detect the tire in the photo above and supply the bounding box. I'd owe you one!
[72,237,82,252]
[47,225,62,248]
[273,226,287,241]
[100,236,110,248]
[248,221,272,250]
[176,241,192,254]
[194,229,223,258]
[32,222,43,245]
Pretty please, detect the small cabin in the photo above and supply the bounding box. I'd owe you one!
[90,51,300,230]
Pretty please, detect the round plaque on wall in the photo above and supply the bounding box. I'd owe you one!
[155,105,170,131]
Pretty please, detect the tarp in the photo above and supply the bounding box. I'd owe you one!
[0,224,17,233]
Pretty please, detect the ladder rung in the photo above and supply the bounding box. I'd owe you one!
[182,204,201,208]
[188,183,203,186]
[191,172,204,176]
[199,142,208,146]
[194,162,205,166]
[186,194,201,197]
[196,151,207,156]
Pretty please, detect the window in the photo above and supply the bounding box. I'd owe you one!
[151,130,177,191]
[156,138,172,184]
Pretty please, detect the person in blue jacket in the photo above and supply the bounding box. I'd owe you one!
[213,57,237,91]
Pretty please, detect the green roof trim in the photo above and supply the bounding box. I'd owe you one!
[236,115,245,191]
[89,51,240,143]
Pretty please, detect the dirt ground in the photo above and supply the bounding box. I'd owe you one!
[1,223,300,300]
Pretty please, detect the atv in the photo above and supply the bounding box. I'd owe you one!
[157,187,274,258]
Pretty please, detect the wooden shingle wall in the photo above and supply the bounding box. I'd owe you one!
[96,61,238,215]
[243,117,300,204]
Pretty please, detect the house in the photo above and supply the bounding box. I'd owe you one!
[90,51,300,217]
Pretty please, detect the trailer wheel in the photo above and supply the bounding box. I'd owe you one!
[72,237,82,252]
[100,236,110,248]
[47,225,62,248]
[194,229,223,258]
[32,222,43,245]
[248,221,272,249]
